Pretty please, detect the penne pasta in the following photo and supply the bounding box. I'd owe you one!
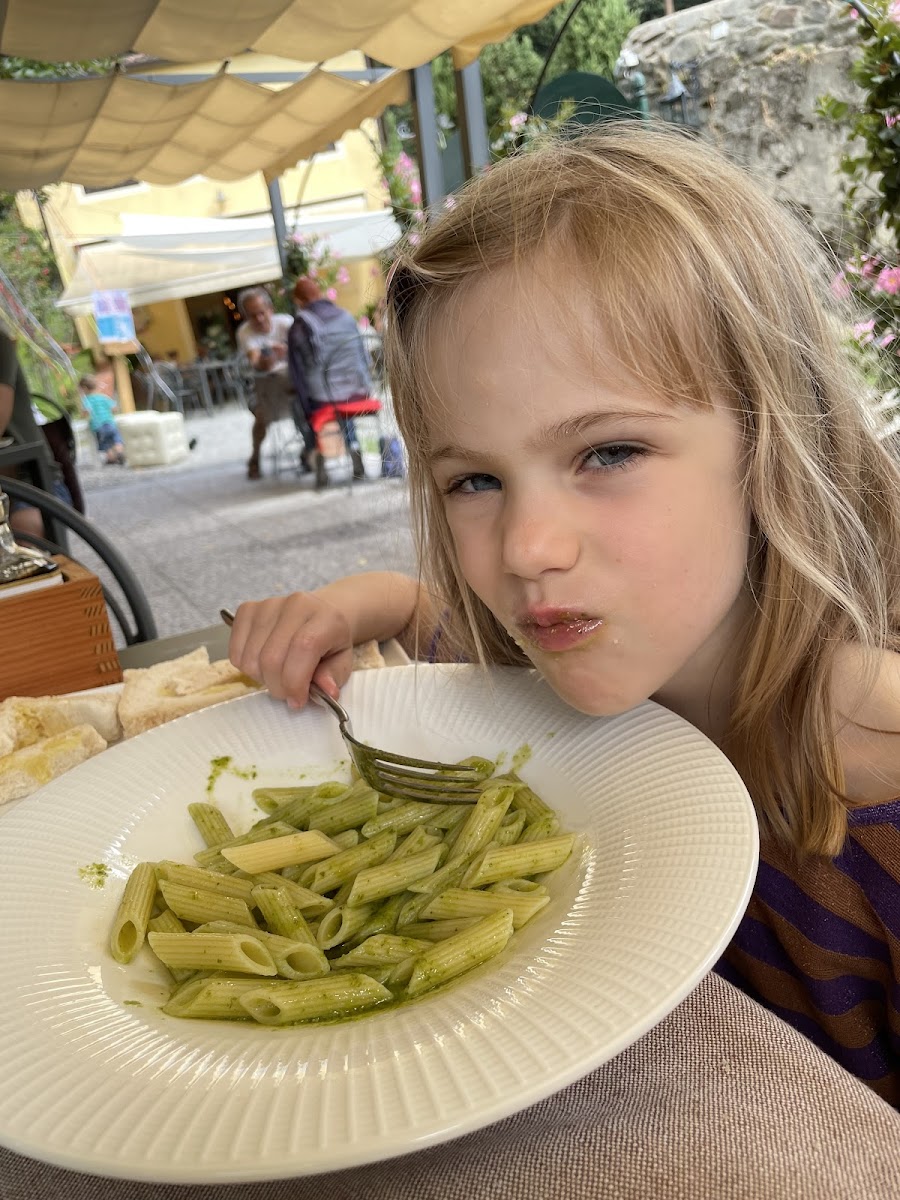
[193,922,329,980]
[147,908,193,981]
[248,872,334,915]
[113,757,574,1027]
[315,903,378,949]
[158,879,257,928]
[329,934,432,969]
[406,909,515,998]
[421,886,550,929]
[345,845,444,908]
[187,802,235,848]
[109,861,157,964]
[250,886,318,943]
[360,799,452,839]
[195,821,297,873]
[461,834,577,888]
[221,830,340,873]
[163,976,284,1020]
[308,789,379,836]
[155,860,255,904]
[447,782,516,865]
[148,931,277,976]
[239,973,392,1025]
[299,829,397,894]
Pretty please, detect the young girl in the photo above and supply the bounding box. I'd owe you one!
[79,374,125,465]
[228,125,900,1107]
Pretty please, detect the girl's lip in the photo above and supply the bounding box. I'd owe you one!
[517,617,604,653]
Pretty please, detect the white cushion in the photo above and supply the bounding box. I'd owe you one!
[117,411,189,467]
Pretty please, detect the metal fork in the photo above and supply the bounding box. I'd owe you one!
[221,609,485,803]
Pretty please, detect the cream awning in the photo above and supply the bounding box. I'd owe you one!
[0,67,409,191]
[56,209,402,314]
[0,0,559,70]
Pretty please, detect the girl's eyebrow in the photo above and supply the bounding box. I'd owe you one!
[428,409,677,465]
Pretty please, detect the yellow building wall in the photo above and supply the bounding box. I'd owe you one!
[138,299,197,362]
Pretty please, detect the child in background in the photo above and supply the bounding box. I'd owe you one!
[228,126,900,1106]
[79,374,125,465]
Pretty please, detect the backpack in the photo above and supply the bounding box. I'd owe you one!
[380,435,406,479]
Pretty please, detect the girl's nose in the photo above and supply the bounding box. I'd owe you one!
[500,493,580,580]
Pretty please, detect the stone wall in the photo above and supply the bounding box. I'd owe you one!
[621,0,860,235]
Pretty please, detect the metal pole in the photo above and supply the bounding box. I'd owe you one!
[267,176,289,275]
[409,63,446,208]
[454,60,490,178]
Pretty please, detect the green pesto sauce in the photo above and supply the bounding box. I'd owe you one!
[78,862,109,888]
[511,743,533,773]
[206,755,258,796]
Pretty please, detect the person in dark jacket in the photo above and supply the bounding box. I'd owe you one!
[288,277,374,488]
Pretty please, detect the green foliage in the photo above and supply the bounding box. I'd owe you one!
[0,194,77,403]
[523,0,638,82]
[274,232,350,311]
[819,3,900,393]
[428,0,638,139]
[432,36,543,136]
[0,55,116,79]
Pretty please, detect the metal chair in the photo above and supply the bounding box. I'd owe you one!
[0,476,157,646]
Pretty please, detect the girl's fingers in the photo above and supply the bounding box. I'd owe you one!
[310,647,355,702]
[227,595,354,706]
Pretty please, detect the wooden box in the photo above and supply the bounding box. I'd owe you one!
[0,555,122,699]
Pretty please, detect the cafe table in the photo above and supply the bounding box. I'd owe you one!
[1,635,899,1198]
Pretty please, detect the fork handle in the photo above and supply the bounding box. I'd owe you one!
[309,682,350,723]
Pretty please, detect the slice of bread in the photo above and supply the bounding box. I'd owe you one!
[118,647,260,739]
[0,724,108,805]
[351,640,386,671]
[0,692,121,758]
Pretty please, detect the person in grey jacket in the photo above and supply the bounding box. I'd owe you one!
[288,277,373,488]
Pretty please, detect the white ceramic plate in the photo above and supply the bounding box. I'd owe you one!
[0,664,757,1184]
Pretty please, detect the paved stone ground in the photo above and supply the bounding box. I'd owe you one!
[73,403,415,644]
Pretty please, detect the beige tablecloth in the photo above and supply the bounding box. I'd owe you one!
[2,971,899,1200]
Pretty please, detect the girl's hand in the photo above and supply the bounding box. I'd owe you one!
[228,593,354,708]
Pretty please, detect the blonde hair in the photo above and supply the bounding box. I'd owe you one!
[384,124,900,858]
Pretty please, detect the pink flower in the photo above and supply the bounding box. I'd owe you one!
[853,319,876,344]
[359,316,370,329]
[875,266,900,295]
[849,7,858,18]
[861,256,879,278]
[880,332,897,349]
[337,266,350,285]
[308,266,318,278]
[410,178,422,206]
[831,271,851,299]
[509,111,528,129]
[887,113,900,128]
[890,0,900,23]
[408,232,421,246]
[326,287,338,301]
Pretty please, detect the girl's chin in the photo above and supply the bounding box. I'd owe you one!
[529,659,647,719]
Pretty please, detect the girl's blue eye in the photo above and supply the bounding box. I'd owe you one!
[445,473,501,495]
[581,444,644,471]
